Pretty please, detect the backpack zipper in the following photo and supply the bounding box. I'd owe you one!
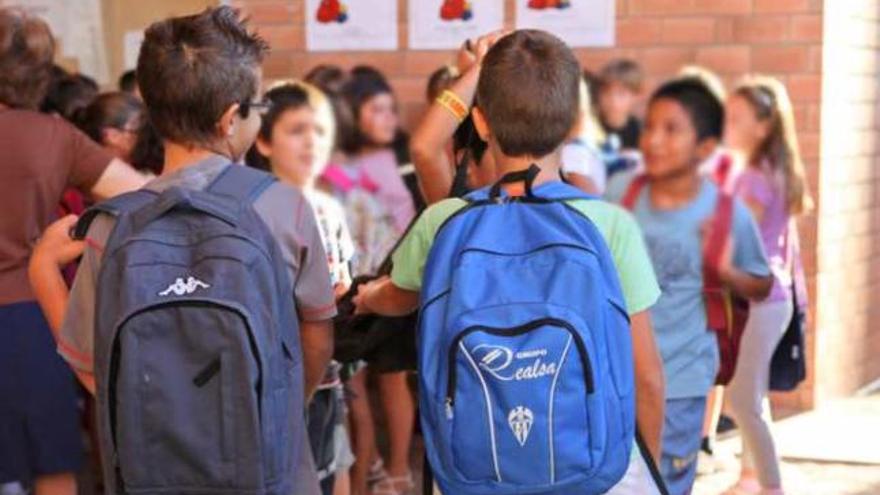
[445,318,594,410]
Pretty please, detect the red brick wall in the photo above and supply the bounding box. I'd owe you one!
[235,0,880,409]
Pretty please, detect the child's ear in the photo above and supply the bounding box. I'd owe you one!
[218,104,240,138]
[696,136,719,163]
[254,135,272,160]
[471,107,491,143]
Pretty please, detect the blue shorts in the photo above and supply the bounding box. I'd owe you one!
[660,397,707,495]
[0,302,83,483]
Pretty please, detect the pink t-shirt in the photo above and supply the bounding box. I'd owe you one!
[733,164,792,302]
[346,149,415,232]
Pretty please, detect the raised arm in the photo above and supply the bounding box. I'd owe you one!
[410,31,507,204]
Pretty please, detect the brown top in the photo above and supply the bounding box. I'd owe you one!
[0,108,114,305]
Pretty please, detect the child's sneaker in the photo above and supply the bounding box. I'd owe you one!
[697,436,722,475]
[372,473,414,495]
[697,448,722,476]
[722,478,762,495]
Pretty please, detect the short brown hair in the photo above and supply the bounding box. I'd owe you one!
[0,8,55,109]
[600,58,643,93]
[136,6,268,145]
[476,30,581,157]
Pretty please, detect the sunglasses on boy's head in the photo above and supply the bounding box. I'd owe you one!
[238,99,272,119]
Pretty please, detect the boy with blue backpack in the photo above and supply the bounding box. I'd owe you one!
[29,7,335,495]
[355,30,667,494]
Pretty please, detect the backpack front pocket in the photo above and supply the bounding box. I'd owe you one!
[445,317,600,486]
[111,301,262,490]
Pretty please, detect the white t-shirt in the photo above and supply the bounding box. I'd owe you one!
[561,140,608,194]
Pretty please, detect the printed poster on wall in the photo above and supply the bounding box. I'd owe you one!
[409,0,505,50]
[515,0,614,47]
[306,0,398,52]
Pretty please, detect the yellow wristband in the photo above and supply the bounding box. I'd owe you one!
[436,89,469,122]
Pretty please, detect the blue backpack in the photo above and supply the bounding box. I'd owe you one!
[74,165,304,495]
[418,166,635,495]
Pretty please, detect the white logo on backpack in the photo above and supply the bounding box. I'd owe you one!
[473,344,558,382]
[508,406,534,447]
[158,276,211,296]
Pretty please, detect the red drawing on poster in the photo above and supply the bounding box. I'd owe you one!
[317,0,348,23]
[440,0,473,21]
[527,0,571,9]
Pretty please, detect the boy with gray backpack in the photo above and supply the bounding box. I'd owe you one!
[354,30,668,495]
[29,7,335,495]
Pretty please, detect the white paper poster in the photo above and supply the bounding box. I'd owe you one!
[123,31,145,71]
[306,0,398,52]
[409,0,505,50]
[515,0,614,47]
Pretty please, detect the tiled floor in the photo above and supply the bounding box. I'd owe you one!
[694,393,880,495]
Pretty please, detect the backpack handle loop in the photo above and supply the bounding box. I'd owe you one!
[130,187,239,231]
[488,164,541,200]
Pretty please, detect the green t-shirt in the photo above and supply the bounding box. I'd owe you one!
[391,196,661,316]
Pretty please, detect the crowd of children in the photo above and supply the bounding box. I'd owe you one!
[0,5,812,495]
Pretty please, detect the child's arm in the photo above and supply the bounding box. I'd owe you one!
[718,236,773,301]
[410,31,506,204]
[564,172,601,195]
[721,263,773,301]
[353,276,419,317]
[28,215,97,394]
[410,66,479,204]
[89,158,149,201]
[630,310,665,463]
[28,215,84,336]
[299,319,334,400]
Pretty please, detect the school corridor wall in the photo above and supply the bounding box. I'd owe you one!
[234,0,880,413]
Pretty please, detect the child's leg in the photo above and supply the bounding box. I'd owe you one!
[378,371,415,480]
[347,367,377,495]
[702,385,724,449]
[660,397,708,495]
[33,473,77,495]
[332,470,350,495]
[726,299,793,489]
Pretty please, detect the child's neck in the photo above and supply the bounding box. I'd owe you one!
[494,150,562,189]
[162,141,229,176]
[648,170,702,210]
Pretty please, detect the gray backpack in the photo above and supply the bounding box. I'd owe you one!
[75,165,304,495]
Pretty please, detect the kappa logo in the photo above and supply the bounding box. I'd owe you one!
[158,276,211,297]
[508,406,534,446]
[472,344,558,382]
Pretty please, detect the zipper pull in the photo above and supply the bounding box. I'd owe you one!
[445,398,454,419]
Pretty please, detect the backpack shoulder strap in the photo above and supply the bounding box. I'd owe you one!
[208,164,277,204]
[620,174,648,211]
[702,189,735,330]
[72,189,157,240]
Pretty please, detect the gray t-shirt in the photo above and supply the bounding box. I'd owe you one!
[606,173,770,400]
[59,156,334,495]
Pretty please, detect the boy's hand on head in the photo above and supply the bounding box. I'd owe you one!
[33,215,86,267]
[458,30,511,74]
